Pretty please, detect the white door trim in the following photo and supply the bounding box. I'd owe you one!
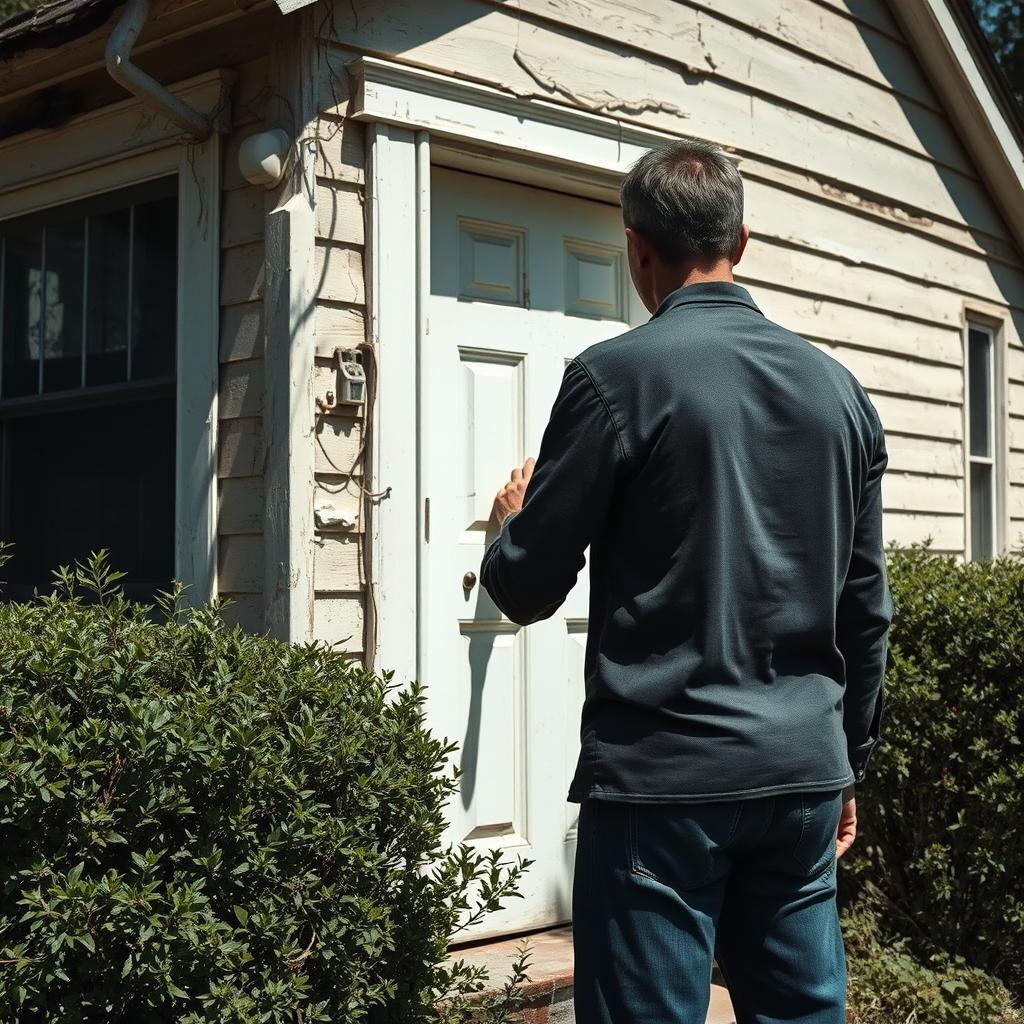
[364,123,424,681]
[356,57,656,680]
[349,56,670,188]
[0,72,231,602]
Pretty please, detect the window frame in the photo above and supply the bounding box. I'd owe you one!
[964,314,1007,560]
[0,72,226,601]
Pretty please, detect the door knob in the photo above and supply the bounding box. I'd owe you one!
[463,571,477,590]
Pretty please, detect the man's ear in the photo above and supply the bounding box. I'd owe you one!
[625,226,650,268]
[732,224,751,267]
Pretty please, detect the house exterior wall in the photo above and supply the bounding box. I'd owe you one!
[306,0,1024,654]
[310,108,367,657]
[3,0,1022,655]
[217,54,273,632]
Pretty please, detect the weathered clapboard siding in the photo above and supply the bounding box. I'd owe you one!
[319,0,1024,560]
[484,0,969,170]
[320,3,1010,240]
[309,100,368,654]
[217,55,273,616]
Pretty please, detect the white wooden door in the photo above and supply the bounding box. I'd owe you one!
[424,167,644,937]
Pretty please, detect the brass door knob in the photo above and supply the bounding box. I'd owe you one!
[463,571,477,590]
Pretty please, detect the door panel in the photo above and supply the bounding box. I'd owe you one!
[426,167,643,936]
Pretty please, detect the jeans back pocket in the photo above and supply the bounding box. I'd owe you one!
[628,801,743,892]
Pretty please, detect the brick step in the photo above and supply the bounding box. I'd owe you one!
[450,926,736,1023]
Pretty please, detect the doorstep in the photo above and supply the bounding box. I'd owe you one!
[450,926,736,1024]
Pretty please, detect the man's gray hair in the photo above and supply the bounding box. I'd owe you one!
[620,138,744,266]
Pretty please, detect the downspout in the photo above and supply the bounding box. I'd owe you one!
[105,0,213,141]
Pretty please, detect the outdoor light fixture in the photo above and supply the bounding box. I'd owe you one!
[238,128,292,187]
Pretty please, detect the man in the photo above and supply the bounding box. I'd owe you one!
[480,139,892,1024]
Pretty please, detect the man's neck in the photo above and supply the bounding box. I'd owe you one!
[651,262,735,309]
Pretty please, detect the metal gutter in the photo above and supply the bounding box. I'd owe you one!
[104,0,211,140]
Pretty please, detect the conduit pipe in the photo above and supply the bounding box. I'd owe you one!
[105,0,213,142]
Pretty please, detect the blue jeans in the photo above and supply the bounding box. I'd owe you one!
[572,791,846,1024]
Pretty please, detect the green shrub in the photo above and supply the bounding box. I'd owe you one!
[844,545,1024,997]
[844,900,1022,1024]
[0,551,529,1023]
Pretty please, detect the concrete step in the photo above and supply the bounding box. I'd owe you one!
[450,926,736,1023]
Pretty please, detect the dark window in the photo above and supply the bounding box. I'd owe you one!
[0,177,178,600]
[966,322,998,561]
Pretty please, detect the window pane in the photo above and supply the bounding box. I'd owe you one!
[970,461,994,560]
[130,195,177,380]
[42,219,85,393]
[2,224,43,399]
[85,208,130,386]
[1,398,175,601]
[968,327,992,458]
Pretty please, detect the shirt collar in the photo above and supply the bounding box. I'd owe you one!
[652,280,763,319]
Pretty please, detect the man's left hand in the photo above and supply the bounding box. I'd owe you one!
[492,457,536,527]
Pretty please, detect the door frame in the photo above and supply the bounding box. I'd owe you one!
[348,56,669,681]
[0,70,231,602]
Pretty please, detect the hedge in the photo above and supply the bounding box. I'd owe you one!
[0,551,529,1023]
[845,544,1024,1006]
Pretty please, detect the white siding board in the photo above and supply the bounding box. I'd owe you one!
[741,159,1022,272]
[1007,343,1024,384]
[742,239,968,337]
[313,593,365,651]
[1009,414,1024,452]
[221,185,266,249]
[219,477,264,535]
[810,345,961,404]
[886,436,963,477]
[883,472,964,515]
[316,180,365,244]
[1009,484,1024,521]
[315,414,364,475]
[314,534,363,591]
[221,302,265,363]
[218,534,264,593]
[314,242,365,304]
[883,511,963,550]
[221,241,266,306]
[219,417,264,479]
[746,281,964,366]
[220,360,265,420]
[315,302,366,352]
[314,114,366,183]
[872,393,962,440]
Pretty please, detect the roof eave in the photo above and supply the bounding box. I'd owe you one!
[889,0,1024,256]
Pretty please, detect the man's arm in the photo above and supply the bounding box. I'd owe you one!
[836,421,894,784]
[481,359,627,626]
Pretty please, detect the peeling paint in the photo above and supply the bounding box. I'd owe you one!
[511,48,691,118]
[819,182,935,230]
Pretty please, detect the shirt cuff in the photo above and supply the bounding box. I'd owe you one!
[499,510,520,533]
[848,738,878,784]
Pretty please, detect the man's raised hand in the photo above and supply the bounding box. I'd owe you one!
[492,457,536,527]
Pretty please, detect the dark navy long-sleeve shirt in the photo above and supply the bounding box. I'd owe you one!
[481,281,893,803]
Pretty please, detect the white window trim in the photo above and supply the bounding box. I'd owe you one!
[350,57,665,679]
[0,70,231,601]
[964,314,1008,559]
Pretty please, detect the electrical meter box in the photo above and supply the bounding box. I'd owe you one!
[336,349,366,405]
